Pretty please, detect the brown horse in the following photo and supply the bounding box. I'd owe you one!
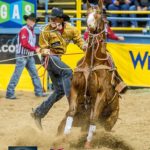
[57,0,120,148]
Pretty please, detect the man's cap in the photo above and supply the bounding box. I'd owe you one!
[23,13,40,22]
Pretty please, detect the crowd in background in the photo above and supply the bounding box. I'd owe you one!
[82,0,150,28]
[37,0,150,28]
[37,0,54,8]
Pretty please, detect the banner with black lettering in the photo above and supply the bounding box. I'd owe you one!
[0,34,41,64]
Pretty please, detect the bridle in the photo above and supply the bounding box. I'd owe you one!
[74,7,112,108]
[87,7,109,62]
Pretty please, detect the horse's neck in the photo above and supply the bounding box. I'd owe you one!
[85,33,107,66]
[95,41,107,58]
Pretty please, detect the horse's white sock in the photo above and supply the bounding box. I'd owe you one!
[64,116,73,134]
[87,125,96,142]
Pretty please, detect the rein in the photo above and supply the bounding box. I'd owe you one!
[74,13,111,108]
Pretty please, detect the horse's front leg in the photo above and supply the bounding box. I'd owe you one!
[63,83,78,135]
[85,91,105,148]
[104,93,119,131]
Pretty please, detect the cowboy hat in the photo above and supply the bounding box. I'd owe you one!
[48,7,70,21]
[23,13,40,22]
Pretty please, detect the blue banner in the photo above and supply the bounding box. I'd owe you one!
[0,0,37,28]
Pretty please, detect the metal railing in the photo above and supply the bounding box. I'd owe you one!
[70,17,150,31]
[1,0,150,33]
[37,0,150,33]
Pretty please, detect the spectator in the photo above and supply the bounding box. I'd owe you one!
[82,0,99,10]
[6,13,47,99]
[84,26,124,41]
[84,8,125,41]
[82,0,87,10]
[104,0,113,9]
[129,0,150,27]
[82,0,113,10]
[108,0,132,27]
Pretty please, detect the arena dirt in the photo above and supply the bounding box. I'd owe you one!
[0,89,150,150]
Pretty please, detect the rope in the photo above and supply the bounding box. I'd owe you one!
[108,92,118,105]
[0,54,38,63]
[94,36,109,61]
[0,52,84,63]
[39,24,86,70]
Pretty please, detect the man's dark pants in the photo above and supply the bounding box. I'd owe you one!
[34,56,72,118]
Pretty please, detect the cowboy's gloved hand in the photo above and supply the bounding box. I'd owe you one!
[82,43,88,51]
[35,47,41,53]
[41,48,50,56]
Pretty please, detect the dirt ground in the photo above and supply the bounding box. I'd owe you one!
[0,89,150,150]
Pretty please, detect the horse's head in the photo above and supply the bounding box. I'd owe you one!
[87,0,105,33]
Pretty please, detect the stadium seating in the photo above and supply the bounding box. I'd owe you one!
[37,0,76,24]
[37,1,150,34]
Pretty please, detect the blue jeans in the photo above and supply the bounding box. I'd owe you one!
[6,56,43,97]
[34,56,72,118]
[108,4,130,27]
[129,5,150,27]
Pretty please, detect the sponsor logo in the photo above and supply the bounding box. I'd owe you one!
[0,44,16,53]
[21,34,26,39]
[129,51,150,69]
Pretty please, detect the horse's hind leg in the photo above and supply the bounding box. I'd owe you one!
[57,112,68,136]
[104,93,119,131]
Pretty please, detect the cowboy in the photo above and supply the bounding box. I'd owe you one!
[31,7,85,129]
[6,13,47,99]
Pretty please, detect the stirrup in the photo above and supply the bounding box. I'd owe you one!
[115,81,127,93]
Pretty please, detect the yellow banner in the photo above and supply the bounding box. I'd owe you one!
[0,44,83,91]
[107,43,150,87]
[1,43,150,91]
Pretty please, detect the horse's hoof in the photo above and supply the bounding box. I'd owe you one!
[84,141,92,149]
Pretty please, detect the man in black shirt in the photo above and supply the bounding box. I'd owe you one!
[108,0,132,27]
[129,0,150,27]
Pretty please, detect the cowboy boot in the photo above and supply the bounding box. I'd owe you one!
[107,53,127,93]
[114,71,127,94]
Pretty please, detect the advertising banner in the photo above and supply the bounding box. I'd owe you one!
[1,40,150,89]
[0,34,45,90]
[0,34,40,64]
[107,43,150,87]
[0,0,36,28]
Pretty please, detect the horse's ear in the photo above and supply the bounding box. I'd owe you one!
[98,0,103,9]
[87,0,91,10]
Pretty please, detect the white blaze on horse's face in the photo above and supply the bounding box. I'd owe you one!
[87,11,97,31]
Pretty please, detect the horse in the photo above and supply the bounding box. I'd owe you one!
[57,0,120,148]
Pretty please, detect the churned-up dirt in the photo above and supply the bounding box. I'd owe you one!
[0,89,150,150]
